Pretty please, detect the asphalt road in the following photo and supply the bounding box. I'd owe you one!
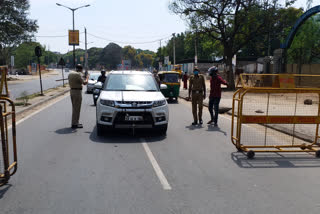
[1,92,320,214]
[8,69,69,100]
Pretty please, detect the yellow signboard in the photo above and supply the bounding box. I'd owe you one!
[80,57,84,62]
[69,30,79,46]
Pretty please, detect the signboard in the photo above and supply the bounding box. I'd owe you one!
[35,46,42,57]
[279,74,295,88]
[164,56,169,65]
[69,30,79,46]
[58,57,66,66]
[10,56,14,67]
[80,57,84,62]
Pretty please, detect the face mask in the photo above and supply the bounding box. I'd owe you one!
[194,71,199,75]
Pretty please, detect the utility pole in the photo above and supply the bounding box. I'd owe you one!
[159,39,162,71]
[172,33,176,66]
[194,31,198,66]
[85,27,88,78]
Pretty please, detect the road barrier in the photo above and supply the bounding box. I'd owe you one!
[231,73,320,159]
[0,66,17,186]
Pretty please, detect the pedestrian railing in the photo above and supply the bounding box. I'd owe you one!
[231,73,320,159]
[0,66,17,186]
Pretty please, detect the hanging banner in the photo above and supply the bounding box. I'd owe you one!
[69,30,79,46]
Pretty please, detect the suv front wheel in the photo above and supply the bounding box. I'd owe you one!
[97,123,104,136]
[156,124,168,136]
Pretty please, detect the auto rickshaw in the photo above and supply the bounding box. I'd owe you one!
[173,64,183,76]
[158,71,180,101]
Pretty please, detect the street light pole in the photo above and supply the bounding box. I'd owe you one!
[172,33,176,66]
[72,9,75,68]
[56,3,90,69]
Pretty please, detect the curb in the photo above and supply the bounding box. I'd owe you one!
[15,88,70,118]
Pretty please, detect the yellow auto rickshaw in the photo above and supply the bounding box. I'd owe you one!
[158,71,180,101]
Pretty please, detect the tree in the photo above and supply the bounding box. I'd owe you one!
[136,52,153,68]
[122,45,137,68]
[14,42,44,68]
[87,47,103,69]
[287,14,320,73]
[99,43,122,70]
[170,0,294,89]
[0,0,38,65]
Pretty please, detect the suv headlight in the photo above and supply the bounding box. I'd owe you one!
[153,99,166,107]
[100,99,115,107]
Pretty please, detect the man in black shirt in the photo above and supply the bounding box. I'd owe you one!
[97,70,106,83]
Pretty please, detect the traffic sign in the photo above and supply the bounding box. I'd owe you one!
[35,46,42,57]
[58,57,66,66]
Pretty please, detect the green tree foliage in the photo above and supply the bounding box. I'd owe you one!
[287,14,320,73]
[122,45,137,67]
[136,52,153,68]
[99,43,122,70]
[87,47,103,69]
[170,0,294,89]
[14,42,44,68]
[0,0,38,65]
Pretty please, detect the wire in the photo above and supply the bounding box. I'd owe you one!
[36,32,84,38]
[87,33,172,45]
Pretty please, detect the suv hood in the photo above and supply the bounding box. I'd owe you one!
[100,91,165,102]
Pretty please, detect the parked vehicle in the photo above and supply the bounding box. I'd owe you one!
[86,73,100,93]
[96,71,169,136]
[158,71,180,101]
[93,82,103,106]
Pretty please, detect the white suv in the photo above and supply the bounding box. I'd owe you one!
[96,71,169,136]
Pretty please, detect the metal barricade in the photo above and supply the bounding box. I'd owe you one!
[0,66,17,185]
[231,74,320,159]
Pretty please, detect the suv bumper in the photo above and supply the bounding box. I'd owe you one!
[96,104,169,128]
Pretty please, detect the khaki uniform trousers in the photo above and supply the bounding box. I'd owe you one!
[70,90,82,126]
[192,92,203,122]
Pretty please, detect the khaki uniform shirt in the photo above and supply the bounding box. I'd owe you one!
[68,71,84,89]
[189,74,205,91]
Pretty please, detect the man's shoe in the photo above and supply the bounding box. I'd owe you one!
[199,119,203,125]
[207,120,213,124]
[192,121,198,126]
[71,124,83,129]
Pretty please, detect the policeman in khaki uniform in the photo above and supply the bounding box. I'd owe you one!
[68,64,88,128]
[188,67,206,125]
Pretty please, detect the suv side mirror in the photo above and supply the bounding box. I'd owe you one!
[160,84,167,90]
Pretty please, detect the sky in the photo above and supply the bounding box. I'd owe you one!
[29,0,319,54]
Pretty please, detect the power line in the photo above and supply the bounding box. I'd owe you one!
[87,33,172,45]
[36,32,84,38]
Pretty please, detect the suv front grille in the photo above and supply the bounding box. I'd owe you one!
[116,101,153,109]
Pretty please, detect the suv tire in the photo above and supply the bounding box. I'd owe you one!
[97,123,104,136]
[156,124,168,135]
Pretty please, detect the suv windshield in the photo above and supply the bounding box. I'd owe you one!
[105,74,158,91]
[89,73,100,80]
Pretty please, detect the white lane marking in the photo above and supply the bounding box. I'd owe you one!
[141,138,172,190]
[10,93,69,128]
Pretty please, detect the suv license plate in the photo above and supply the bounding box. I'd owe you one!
[126,116,143,121]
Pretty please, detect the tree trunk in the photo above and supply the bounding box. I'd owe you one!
[226,56,235,90]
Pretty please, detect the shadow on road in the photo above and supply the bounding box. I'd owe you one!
[0,184,12,199]
[55,127,77,134]
[231,152,320,168]
[206,125,227,136]
[185,124,204,130]
[167,99,179,104]
[89,126,166,144]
